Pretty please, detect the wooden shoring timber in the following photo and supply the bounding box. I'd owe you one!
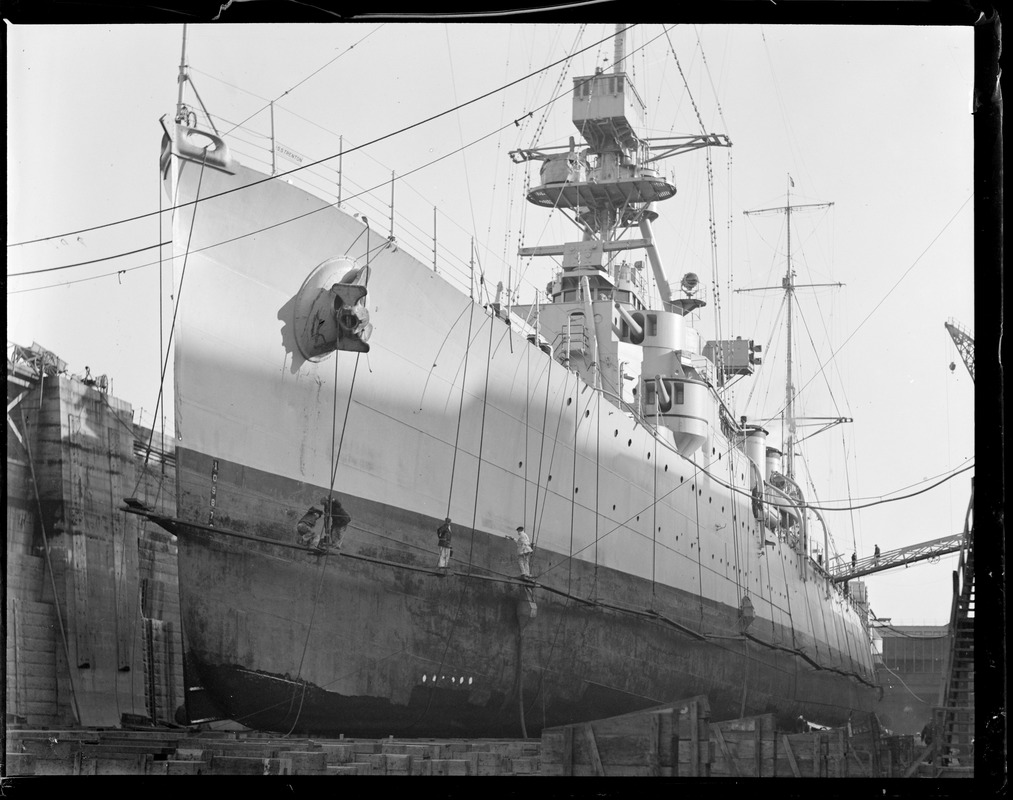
[781,735,801,777]
[712,726,740,777]
[582,725,605,776]
[540,695,711,777]
[708,713,776,777]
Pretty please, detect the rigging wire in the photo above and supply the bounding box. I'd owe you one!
[8,27,635,250]
[224,24,387,138]
[445,302,476,518]
[9,28,677,310]
[11,39,690,314]
[743,193,974,459]
[9,242,172,278]
[535,428,973,582]
[131,151,208,497]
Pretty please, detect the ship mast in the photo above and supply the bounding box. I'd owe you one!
[614,24,627,75]
[509,24,731,308]
[741,178,836,480]
[175,24,188,123]
[784,176,795,478]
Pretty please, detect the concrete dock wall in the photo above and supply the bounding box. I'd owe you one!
[6,359,183,729]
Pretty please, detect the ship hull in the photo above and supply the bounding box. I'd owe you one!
[175,448,876,737]
[164,131,878,736]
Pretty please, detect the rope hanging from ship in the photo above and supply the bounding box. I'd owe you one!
[504,388,876,684]
[132,150,208,501]
[132,492,878,738]
[281,218,381,734]
[404,303,500,734]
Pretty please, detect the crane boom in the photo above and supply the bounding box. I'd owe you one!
[944,318,974,382]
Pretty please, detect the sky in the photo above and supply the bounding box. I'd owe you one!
[7,22,976,625]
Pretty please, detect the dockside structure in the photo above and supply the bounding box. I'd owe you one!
[6,342,183,729]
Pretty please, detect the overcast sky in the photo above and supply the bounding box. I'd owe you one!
[7,22,975,624]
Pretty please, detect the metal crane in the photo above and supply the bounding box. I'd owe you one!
[944,318,974,382]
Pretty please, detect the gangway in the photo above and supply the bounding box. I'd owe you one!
[828,533,966,583]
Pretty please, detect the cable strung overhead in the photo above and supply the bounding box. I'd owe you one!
[8,25,642,250]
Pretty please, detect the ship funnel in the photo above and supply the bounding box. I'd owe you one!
[743,425,768,472]
[765,446,782,480]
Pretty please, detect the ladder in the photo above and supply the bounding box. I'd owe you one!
[932,484,974,777]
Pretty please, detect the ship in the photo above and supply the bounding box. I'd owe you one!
[135,25,880,737]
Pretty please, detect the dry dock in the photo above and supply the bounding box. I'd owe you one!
[5,728,541,776]
[3,343,968,779]
[6,697,932,777]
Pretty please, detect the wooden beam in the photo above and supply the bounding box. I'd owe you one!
[712,726,740,777]
[582,725,605,777]
[754,720,762,777]
[903,743,935,778]
[689,700,699,777]
[670,721,680,777]
[781,735,801,778]
[561,726,573,776]
[868,713,882,777]
[849,749,871,777]
[647,712,660,777]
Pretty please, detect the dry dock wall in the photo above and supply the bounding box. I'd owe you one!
[6,365,183,728]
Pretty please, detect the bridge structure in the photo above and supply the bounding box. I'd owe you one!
[827,533,967,584]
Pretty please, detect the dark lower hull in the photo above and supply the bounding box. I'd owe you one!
[172,461,879,737]
[184,623,876,739]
